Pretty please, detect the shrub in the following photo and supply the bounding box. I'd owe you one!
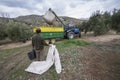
[7,22,32,42]
[111,9,120,33]
[81,11,111,36]
[0,24,8,40]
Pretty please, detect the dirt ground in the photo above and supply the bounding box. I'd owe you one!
[0,41,31,50]
[0,34,120,50]
[0,34,120,80]
[82,34,120,42]
[79,39,120,80]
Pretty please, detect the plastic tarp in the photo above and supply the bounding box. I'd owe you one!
[43,10,55,25]
[25,44,62,75]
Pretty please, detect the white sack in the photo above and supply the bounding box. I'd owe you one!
[43,11,55,24]
[25,44,62,75]
[54,48,62,73]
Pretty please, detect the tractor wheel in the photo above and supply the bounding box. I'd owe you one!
[67,32,74,39]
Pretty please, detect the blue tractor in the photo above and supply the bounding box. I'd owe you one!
[45,8,81,39]
[64,23,81,39]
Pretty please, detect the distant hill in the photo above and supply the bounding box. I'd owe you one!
[15,15,87,26]
[0,15,88,27]
[15,15,44,26]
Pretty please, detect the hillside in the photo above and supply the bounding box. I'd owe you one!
[0,15,86,27]
[15,15,86,26]
[15,15,44,26]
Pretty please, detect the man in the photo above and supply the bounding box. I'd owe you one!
[32,28,44,61]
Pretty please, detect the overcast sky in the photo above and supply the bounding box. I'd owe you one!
[0,0,120,19]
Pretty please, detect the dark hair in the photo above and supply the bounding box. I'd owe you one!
[36,29,41,33]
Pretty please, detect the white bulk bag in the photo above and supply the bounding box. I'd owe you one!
[25,44,62,75]
[43,11,55,24]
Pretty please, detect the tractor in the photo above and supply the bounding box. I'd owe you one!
[33,8,81,44]
[45,8,81,39]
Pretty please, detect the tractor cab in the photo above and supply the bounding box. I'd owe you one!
[64,23,80,34]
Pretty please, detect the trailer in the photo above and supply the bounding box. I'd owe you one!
[44,8,81,39]
[33,26,64,44]
[33,8,81,44]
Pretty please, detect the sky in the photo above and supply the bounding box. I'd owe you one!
[0,0,120,19]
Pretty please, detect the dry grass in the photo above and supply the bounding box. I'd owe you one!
[0,39,120,80]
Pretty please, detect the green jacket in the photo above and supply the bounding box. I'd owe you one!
[32,33,44,50]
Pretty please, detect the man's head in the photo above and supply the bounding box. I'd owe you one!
[36,28,41,34]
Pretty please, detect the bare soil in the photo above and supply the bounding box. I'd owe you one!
[0,34,120,80]
[0,41,31,50]
[79,39,120,80]
[0,34,120,50]
[82,34,120,42]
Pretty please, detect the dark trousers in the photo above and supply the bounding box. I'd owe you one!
[35,49,44,61]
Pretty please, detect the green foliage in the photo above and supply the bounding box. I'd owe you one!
[81,10,111,36]
[57,39,90,48]
[7,22,32,42]
[0,18,33,42]
[111,9,120,33]
[19,23,32,41]
[81,9,120,35]
[7,23,20,41]
[0,24,8,40]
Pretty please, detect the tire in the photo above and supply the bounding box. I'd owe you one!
[67,32,74,39]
